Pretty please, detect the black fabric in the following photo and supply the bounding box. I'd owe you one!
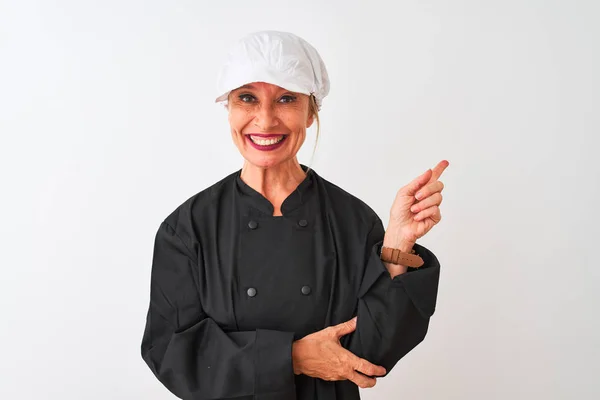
[141,166,441,399]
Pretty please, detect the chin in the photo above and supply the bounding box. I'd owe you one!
[243,154,290,169]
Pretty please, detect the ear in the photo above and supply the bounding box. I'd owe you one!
[306,112,315,128]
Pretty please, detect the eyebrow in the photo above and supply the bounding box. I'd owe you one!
[233,84,296,96]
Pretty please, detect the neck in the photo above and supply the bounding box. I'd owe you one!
[240,159,306,215]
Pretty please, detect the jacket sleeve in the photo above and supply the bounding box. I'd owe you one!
[141,221,296,399]
[342,216,441,374]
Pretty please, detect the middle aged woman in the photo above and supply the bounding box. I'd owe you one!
[141,30,449,400]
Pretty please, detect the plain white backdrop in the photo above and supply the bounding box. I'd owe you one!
[1,0,598,399]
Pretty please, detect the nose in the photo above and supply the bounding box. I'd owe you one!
[252,103,279,131]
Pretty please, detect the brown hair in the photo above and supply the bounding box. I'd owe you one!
[306,94,320,171]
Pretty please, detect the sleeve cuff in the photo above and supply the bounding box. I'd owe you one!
[392,243,441,317]
[254,329,296,396]
[359,241,441,318]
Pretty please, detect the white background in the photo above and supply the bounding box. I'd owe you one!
[1,0,598,399]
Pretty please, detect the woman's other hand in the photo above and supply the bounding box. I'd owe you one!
[291,317,386,388]
[387,160,449,245]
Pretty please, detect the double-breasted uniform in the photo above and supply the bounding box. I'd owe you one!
[141,166,441,399]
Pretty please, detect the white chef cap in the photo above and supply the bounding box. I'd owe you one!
[215,31,330,110]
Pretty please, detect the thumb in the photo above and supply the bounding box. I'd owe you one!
[403,169,432,196]
[332,316,357,337]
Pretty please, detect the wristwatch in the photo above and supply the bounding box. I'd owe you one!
[380,245,424,268]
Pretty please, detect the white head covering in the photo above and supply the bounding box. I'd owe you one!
[215,31,330,110]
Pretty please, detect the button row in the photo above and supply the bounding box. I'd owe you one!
[246,285,312,297]
[247,219,309,229]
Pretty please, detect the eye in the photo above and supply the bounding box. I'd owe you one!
[278,95,297,103]
[238,94,256,103]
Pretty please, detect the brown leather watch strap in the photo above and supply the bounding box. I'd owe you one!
[380,246,424,268]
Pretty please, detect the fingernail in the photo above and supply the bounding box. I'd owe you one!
[415,192,422,200]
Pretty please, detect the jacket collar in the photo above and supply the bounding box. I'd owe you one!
[235,164,315,216]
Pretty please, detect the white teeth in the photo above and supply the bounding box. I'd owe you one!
[250,135,284,146]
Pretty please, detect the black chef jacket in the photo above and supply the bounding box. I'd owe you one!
[141,165,441,400]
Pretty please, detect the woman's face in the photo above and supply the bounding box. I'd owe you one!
[227,82,314,169]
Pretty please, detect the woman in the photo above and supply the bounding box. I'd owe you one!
[141,31,448,400]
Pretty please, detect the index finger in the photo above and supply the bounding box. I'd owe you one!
[353,356,387,377]
[348,370,377,389]
[429,160,449,182]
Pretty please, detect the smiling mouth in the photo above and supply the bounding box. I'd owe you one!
[248,135,286,146]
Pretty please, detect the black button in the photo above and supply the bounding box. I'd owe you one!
[301,285,311,295]
[247,287,257,297]
[248,220,258,230]
[298,219,308,227]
